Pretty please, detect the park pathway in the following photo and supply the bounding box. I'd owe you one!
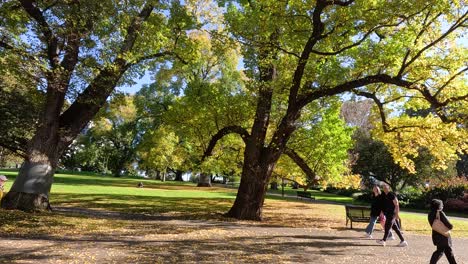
[0,209,467,264]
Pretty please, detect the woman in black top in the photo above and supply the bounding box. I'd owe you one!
[428,199,457,264]
[364,185,394,239]
[377,184,406,246]
[364,186,382,238]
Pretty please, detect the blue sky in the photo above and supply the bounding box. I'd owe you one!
[117,71,153,94]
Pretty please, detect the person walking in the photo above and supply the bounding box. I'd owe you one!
[376,183,407,247]
[428,199,457,264]
[364,185,394,239]
[364,185,382,238]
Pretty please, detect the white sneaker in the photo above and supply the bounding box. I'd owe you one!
[388,236,395,240]
[376,240,386,246]
[397,241,408,247]
[364,233,373,239]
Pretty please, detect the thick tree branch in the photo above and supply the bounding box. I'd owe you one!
[351,89,449,131]
[297,74,413,109]
[0,141,27,159]
[351,90,392,132]
[58,4,155,144]
[288,0,330,105]
[19,0,59,68]
[120,4,154,55]
[283,148,318,184]
[310,21,406,56]
[404,82,467,122]
[59,11,90,75]
[324,0,355,6]
[201,126,250,162]
[54,35,80,97]
[132,51,175,65]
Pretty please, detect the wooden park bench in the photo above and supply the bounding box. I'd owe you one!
[296,191,315,200]
[345,204,371,229]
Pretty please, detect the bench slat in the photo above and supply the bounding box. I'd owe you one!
[344,204,372,229]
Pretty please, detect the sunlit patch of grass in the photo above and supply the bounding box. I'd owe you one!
[399,212,468,237]
[261,200,468,237]
[0,210,127,237]
[260,200,345,229]
[268,187,356,204]
[0,170,466,240]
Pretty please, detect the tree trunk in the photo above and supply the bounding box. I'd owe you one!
[197,173,212,187]
[113,168,123,177]
[225,136,279,221]
[270,182,278,190]
[225,157,274,220]
[174,170,184,181]
[1,129,61,211]
[154,170,161,180]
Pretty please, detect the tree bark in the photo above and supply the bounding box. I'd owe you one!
[1,125,62,210]
[225,151,275,220]
[174,170,184,181]
[197,173,212,187]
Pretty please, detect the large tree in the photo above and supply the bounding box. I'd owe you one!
[203,0,467,220]
[0,0,195,210]
[138,29,250,184]
[61,94,142,176]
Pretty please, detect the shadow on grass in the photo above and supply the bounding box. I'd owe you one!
[51,192,235,216]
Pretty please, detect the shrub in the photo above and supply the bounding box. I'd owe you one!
[424,186,465,204]
[423,177,468,213]
[397,187,426,209]
[445,198,468,213]
[355,190,373,203]
[324,186,360,197]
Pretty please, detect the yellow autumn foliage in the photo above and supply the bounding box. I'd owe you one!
[373,115,468,174]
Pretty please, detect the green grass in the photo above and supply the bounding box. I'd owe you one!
[267,185,468,219]
[267,186,359,204]
[1,170,238,218]
[0,169,467,238]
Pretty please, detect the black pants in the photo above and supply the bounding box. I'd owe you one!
[430,246,457,264]
[383,214,404,241]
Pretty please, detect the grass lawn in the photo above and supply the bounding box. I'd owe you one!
[0,170,467,239]
[267,186,357,204]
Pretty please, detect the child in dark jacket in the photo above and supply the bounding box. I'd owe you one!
[428,199,457,264]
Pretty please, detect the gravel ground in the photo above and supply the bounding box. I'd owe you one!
[0,212,467,264]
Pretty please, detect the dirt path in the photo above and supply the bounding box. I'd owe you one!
[1,207,467,264]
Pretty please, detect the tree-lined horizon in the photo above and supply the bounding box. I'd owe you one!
[0,0,467,220]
